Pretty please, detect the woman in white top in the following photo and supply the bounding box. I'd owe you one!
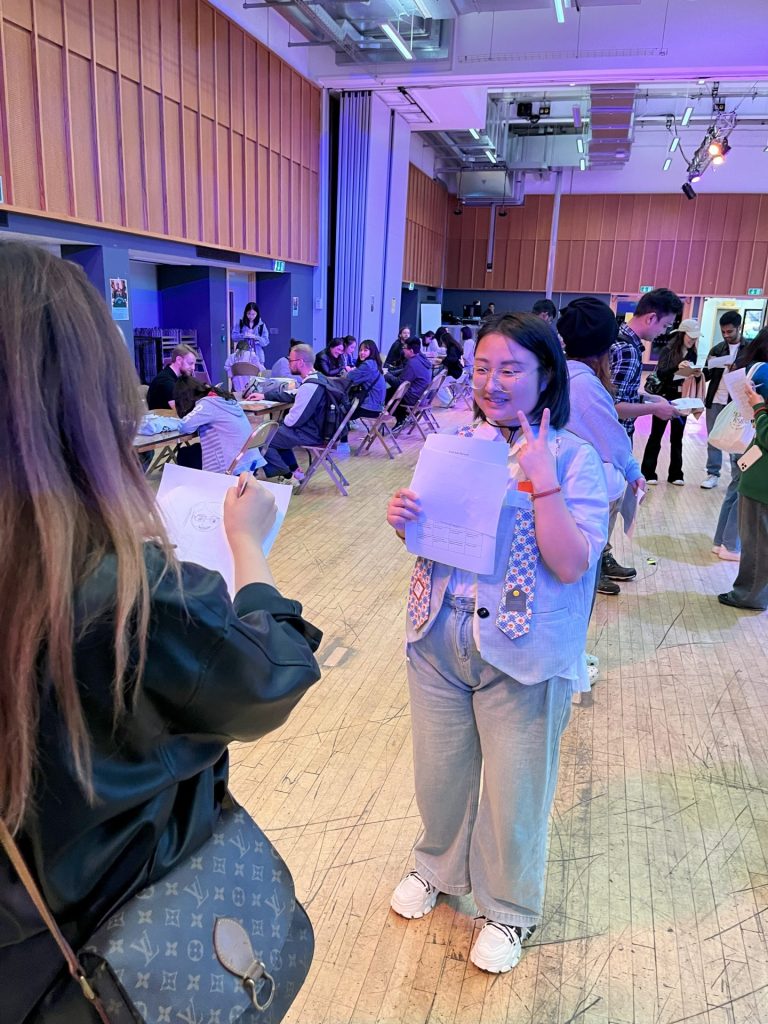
[174,378,264,475]
[231,302,270,367]
[386,314,608,975]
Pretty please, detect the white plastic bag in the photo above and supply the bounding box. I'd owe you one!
[708,362,763,453]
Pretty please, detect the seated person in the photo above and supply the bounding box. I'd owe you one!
[385,337,433,425]
[384,326,411,370]
[174,377,264,475]
[147,344,197,410]
[147,344,202,469]
[314,338,346,377]
[224,339,261,393]
[461,325,475,369]
[435,327,463,380]
[346,340,386,419]
[270,338,303,379]
[263,344,329,483]
[421,330,439,355]
[343,335,357,368]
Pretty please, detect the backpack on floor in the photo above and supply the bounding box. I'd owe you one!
[313,374,353,443]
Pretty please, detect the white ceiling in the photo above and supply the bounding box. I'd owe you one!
[208,0,768,195]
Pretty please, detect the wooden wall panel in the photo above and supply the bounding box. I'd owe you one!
[444,191,768,296]
[0,0,320,264]
[402,163,451,288]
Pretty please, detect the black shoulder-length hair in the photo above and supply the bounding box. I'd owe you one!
[474,312,570,428]
[358,339,383,372]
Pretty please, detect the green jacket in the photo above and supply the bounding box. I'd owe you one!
[738,362,768,504]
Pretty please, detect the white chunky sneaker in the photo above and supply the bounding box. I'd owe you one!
[390,871,438,919]
[470,921,536,973]
[701,476,719,489]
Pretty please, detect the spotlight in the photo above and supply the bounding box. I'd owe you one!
[498,207,508,218]
[689,170,701,183]
[682,182,697,200]
[453,204,463,216]
[708,140,722,157]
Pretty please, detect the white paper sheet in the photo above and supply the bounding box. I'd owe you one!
[404,433,510,573]
[723,368,756,424]
[707,354,735,369]
[620,484,646,539]
[156,464,291,595]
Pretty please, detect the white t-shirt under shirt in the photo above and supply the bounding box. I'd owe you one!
[713,344,740,405]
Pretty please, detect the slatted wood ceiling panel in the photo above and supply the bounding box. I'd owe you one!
[0,0,320,265]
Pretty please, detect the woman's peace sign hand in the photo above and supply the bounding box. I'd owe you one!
[516,408,559,491]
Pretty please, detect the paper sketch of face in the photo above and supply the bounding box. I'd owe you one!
[186,501,222,532]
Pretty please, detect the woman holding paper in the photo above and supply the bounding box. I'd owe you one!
[386,313,608,974]
[0,242,322,1021]
[718,337,768,611]
[639,319,701,485]
[711,332,768,561]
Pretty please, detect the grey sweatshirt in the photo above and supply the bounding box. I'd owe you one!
[178,395,262,474]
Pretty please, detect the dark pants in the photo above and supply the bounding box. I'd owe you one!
[728,494,768,609]
[262,424,306,478]
[177,442,202,470]
[641,414,686,481]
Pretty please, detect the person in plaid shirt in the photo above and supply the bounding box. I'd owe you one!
[598,289,683,595]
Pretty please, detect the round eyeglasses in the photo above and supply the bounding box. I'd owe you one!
[471,366,535,392]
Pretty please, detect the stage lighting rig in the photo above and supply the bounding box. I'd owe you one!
[680,110,736,196]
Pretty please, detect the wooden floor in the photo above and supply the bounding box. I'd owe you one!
[223,408,768,1024]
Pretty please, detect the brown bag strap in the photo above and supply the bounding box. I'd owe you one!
[0,819,111,1023]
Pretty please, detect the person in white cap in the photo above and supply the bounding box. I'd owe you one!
[640,318,702,485]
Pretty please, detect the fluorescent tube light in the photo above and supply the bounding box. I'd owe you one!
[669,136,680,153]
[579,157,586,171]
[681,106,694,127]
[663,157,672,171]
[380,23,413,60]
[576,138,584,154]
[553,0,565,23]
[469,129,480,140]
[413,0,431,17]
[485,149,497,164]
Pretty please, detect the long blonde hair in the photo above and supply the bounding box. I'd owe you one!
[0,242,175,831]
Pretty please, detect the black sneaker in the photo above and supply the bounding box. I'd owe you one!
[602,553,637,581]
[596,574,620,596]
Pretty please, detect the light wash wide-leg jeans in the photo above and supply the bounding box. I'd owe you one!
[406,594,572,930]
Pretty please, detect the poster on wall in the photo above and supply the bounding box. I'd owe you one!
[109,278,129,321]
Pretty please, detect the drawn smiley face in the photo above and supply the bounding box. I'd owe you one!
[186,502,221,532]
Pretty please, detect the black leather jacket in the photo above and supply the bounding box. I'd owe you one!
[0,546,322,1023]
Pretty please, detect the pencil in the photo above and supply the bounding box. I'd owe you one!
[236,474,249,498]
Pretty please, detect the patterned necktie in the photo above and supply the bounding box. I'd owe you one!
[495,507,538,639]
[408,556,434,629]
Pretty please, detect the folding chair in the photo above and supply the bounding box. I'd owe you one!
[354,381,410,459]
[225,419,280,475]
[295,398,360,496]
[448,369,474,410]
[402,370,448,439]
[228,361,264,394]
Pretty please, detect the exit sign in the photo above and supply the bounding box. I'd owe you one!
[747,287,763,296]
[639,285,653,293]
[273,259,285,272]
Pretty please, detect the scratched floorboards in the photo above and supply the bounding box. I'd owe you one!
[221,408,768,1024]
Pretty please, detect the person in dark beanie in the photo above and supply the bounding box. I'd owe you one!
[559,298,645,603]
